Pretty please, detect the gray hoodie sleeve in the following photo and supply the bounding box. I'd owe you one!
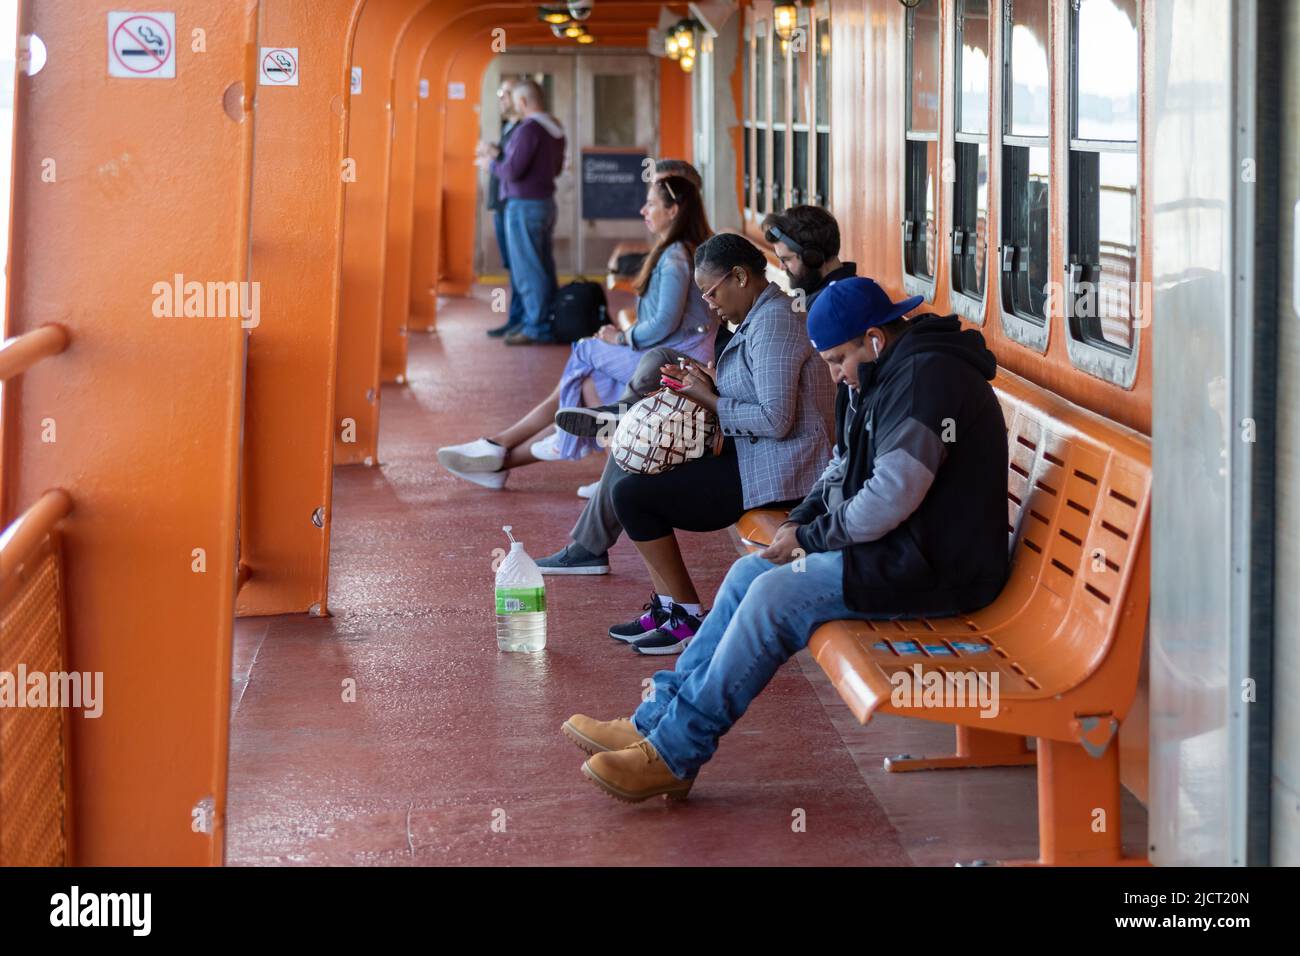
[796,416,948,554]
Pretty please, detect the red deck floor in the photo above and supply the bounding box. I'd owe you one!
[226,287,1147,866]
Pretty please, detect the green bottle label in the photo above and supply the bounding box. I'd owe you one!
[495,586,546,615]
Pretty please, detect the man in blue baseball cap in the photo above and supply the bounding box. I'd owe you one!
[570,277,1013,803]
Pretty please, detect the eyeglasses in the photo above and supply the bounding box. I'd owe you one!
[700,271,736,302]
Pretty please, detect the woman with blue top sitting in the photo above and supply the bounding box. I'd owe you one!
[437,176,716,490]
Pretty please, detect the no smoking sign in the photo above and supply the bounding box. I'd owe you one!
[108,11,176,79]
[259,47,300,87]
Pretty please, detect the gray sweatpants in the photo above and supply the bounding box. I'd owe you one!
[571,345,693,555]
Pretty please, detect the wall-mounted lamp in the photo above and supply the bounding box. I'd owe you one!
[564,22,585,38]
[576,32,596,44]
[673,22,696,53]
[679,53,695,73]
[539,7,571,25]
[773,4,799,41]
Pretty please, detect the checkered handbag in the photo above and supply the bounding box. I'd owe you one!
[609,388,723,476]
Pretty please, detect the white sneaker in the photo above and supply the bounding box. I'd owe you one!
[445,464,507,490]
[437,437,506,473]
[529,431,565,461]
[576,481,599,499]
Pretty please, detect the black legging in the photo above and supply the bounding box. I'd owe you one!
[611,436,810,543]
[612,439,745,541]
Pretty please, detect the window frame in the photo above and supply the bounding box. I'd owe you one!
[902,0,940,302]
[755,18,770,216]
[789,4,812,206]
[1063,0,1142,388]
[743,20,754,218]
[770,18,789,213]
[996,0,1052,353]
[950,0,991,325]
[812,11,832,207]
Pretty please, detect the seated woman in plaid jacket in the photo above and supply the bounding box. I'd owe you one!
[601,233,835,655]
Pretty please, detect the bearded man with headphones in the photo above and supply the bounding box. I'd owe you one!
[761,205,858,306]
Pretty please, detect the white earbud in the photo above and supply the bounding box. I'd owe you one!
[872,336,880,358]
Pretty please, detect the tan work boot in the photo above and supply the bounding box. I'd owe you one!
[582,739,693,803]
[561,714,643,755]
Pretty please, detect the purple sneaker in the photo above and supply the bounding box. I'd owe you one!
[631,604,704,656]
[609,595,670,643]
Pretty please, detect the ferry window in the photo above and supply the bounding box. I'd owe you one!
[743,24,753,211]
[755,20,768,214]
[904,0,940,285]
[1000,0,1050,329]
[1067,0,1140,360]
[593,75,636,147]
[771,23,787,211]
[790,6,810,205]
[813,14,831,207]
[952,0,990,311]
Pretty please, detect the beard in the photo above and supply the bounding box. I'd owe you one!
[786,266,818,295]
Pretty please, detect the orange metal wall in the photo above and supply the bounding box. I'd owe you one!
[378,1,442,384]
[333,0,428,466]
[825,0,1152,433]
[658,57,693,165]
[240,0,366,616]
[2,0,258,864]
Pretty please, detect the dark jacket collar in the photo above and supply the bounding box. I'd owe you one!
[806,261,858,304]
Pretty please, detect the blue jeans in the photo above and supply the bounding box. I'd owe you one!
[503,197,557,341]
[492,206,525,331]
[632,551,880,779]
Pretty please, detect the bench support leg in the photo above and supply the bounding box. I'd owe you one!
[883,726,1037,773]
[998,738,1145,866]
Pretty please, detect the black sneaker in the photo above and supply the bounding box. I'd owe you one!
[487,321,521,338]
[555,404,623,438]
[609,595,670,642]
[535,543,610,576]
[631,604,704,656]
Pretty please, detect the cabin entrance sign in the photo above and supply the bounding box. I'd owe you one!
[107,12,175,79]
[260,48,299,87]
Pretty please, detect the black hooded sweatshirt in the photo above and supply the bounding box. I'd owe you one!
[788,314,1009,616]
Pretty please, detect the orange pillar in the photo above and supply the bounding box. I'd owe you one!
[240,0,367,616]
[334,0,428,465]
[658,56,693,164]
[3,0,258,864]
[428,40,500,296]
[379,1,443,385]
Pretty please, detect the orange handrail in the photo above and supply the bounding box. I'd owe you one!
[0,324,70,381]
[0,488,74,580]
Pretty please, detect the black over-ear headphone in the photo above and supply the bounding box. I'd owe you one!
[764,224,826,270]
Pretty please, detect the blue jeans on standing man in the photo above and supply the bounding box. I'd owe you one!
[491,205,526,333]
[503,197,558,342]
[632,550,880,780]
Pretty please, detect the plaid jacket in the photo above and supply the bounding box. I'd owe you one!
[715,282,835,508]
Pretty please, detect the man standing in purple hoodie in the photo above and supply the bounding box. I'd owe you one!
[487,79,566,345]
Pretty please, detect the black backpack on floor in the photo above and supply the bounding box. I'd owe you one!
[550,279,608,343]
